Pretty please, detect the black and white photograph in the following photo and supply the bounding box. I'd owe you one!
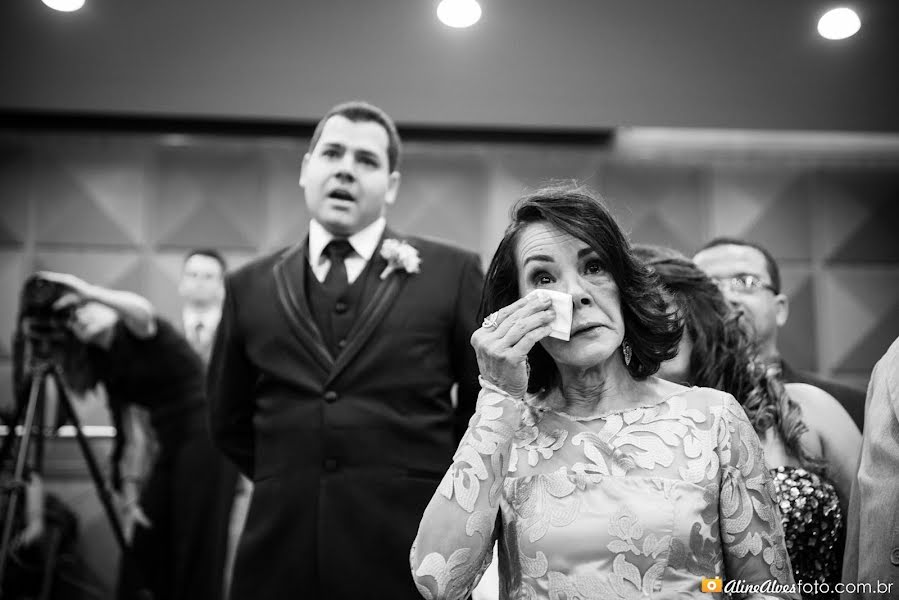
[1,2,897,599]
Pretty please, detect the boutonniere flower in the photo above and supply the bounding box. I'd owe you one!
[379,239,421,280]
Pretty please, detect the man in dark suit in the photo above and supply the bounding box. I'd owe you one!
[179,248,227,364]
[207,101,483,599]
[693,237,866,429]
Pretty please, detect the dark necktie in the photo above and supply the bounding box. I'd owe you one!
[193,321,205,346]
[322,239,353,296]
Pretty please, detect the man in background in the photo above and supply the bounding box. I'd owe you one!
[693,237,866,429]
[179,249,228,364]
[178,248,249,599]
[207,100,483,599]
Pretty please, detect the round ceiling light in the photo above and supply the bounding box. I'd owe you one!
[42,0,85,11]
[437,0,482,29]
[817,7,861,40]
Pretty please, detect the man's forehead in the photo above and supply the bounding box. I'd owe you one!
[317,115,390,156]
[184,254,223,275]
[694,244,769,277]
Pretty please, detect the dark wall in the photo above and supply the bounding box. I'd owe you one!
[2,1,899,132]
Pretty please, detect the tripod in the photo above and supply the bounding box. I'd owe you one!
[0,360,132,598]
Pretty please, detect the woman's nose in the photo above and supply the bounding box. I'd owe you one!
[561,276,592,306]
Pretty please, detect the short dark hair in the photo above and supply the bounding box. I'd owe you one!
[698,237,781,294]
[184,248,227,274]
[635,244,822,472]
[307,100,402,173]
[480,185,680,392]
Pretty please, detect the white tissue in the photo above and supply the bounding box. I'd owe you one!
[528,289,573,341]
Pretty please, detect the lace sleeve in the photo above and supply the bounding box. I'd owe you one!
[410,378,520,600]
[717,393,799,600]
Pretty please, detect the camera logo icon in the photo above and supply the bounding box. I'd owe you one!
[701,577,723,593]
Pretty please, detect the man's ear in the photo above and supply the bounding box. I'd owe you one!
[298,153,311,187]
[774,293,789,327]
[384,171,401,206]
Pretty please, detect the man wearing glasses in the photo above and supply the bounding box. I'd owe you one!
[693,237,866,429]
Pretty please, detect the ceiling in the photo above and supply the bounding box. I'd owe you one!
[1,0,898,133]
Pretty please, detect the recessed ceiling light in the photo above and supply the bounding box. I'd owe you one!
[42,0,85,12]
[437,0,482,29]
[818,7,861,40]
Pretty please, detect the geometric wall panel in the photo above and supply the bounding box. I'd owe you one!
[33,147,145,246]
[778,268,817,372]
[495,147,603,192]
[33,250,147,296]
[479,168,527,265]
[260,145,309,251]
[819,268,899,373]
[2,128,898,418]
[599,162,704,254]
[393,152,488,253]
[0,143,31,246]
[707,166,811,260]
[146,252,187,327]
[829,200,899,263]
[813,170,899,262]
[153,146,264,250]
[835,301,899,372]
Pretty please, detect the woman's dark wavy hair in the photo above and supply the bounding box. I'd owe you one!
[633,244,824,473]
[479,185,680,394]
[11,276,101,409]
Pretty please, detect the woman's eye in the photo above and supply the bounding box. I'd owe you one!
[532,272,553,286]
[585,260,603,275]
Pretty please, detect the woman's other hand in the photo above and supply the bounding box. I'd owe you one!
[35,271,97,310]
[115,481,152,543]
[471,292,555,398]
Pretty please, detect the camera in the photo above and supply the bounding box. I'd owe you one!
[3,275,84,426]
[16,274,79,368]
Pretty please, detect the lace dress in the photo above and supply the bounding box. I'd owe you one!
[411,380,798,599]
[770,466,844,600]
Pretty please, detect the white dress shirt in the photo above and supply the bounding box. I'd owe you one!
[182,306,222,348]
[307,217,387,284]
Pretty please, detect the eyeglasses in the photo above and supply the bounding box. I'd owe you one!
[712,274,777,295]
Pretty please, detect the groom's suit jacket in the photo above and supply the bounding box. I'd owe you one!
[208,229,483,600]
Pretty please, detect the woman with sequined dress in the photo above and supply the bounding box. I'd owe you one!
[411,187,797,600]
[635,245,862,599]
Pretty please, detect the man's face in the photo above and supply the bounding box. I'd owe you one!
[178,254,225,306]
[300,115,400,236]
[693,244,787,351]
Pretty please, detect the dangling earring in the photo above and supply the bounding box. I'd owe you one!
[622,340,632,366]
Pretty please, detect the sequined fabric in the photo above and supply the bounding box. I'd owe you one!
[771,465,844,600]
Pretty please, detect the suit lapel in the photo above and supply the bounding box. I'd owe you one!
[273,239,333,372]
[325,230,410,386]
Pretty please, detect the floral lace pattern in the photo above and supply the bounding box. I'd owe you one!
[411,381,797,599]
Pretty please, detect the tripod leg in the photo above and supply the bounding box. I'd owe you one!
[0,377,32,467]
[53,378,129,552]
[38,528,62,600]
[53,375,156,600]
[0,366,45,591]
